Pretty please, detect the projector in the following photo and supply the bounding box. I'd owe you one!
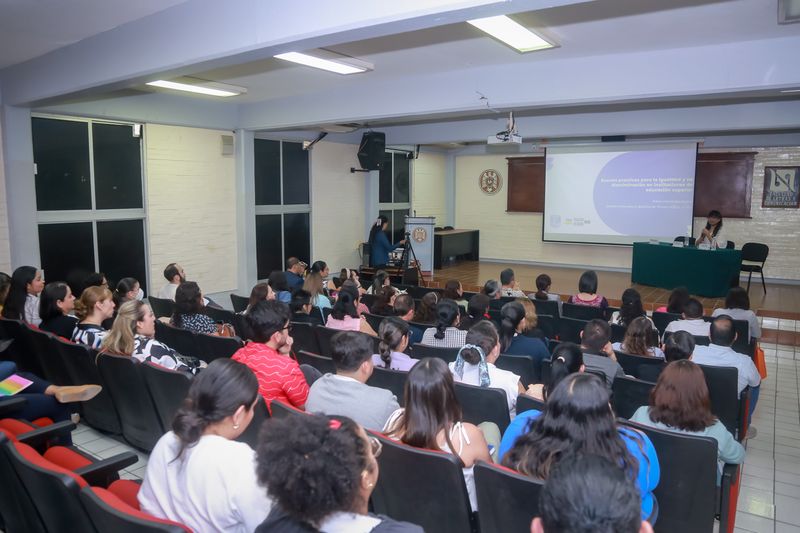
[487,132,522,145]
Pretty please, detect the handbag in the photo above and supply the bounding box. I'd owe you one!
[216,323,236,337]
[754,343,767,380]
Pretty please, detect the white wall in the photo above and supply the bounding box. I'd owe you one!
[412,151,448,226]
[0,117,12,272]
[310,141,366,272]
[144,124,237,294]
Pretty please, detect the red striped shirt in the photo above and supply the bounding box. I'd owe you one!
[232,342,309,409]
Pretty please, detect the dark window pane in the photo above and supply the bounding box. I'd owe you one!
[378,153,393,203]
[392,209,409,244]
[283,212,310,265]
[254,139,281,206]
[393,155,410,203]
[97,219,147,296]
[32,118,91,211]
[93,123,143,209]
[38,222,95,295]
[256,214,282,280]
[282,142,309,205]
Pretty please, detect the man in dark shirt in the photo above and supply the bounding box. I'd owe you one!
[580,319,624,388]
[285,257,306,290]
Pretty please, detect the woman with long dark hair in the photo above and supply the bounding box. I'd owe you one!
[533,273,560,302]
[370,285,398,316]
[443,279,468,310]
[610,288,649,327]
[421,299,466,348]
[696,209,726,249]
[613,316,664,358]
[384,357,492,511]
[367,215,405,268]
[500,373,660,521]
[367,269,390,295]
[267,271,292,304]
[655,286,690,314]
[525,342,583,401]
[171,281,217,335]
[139,359,271,532]
[458,293,490,331]
[411,291,439,324]
[372,317,417,371]
[244,282,274,315]
[310,260,336,292]
[497,301,548,367]
[326,284,377,336]
[38,281,77,339]
[2,265,44,325]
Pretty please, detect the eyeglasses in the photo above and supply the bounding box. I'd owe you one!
[367,435,382,458]
[282,324,293,334]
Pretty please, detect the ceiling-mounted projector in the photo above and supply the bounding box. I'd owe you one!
[487,111,522,144]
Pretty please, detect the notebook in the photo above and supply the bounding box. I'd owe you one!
[0,374,33,396]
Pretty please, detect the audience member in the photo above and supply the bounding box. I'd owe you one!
[140,359,271,532]
[326,284,377,336]
[38,281,77,339]
[712,287,760,341]
[112,277,141,308]
[232,300,308,409]
[310,260,336,292]
[373,317,417,371]
[568,270,609,310]
[411,291,439,324]
[532,273,560,302]
[500,373,660,521]
[71,286,115,348]
[500,268,526,297]
[516,298,546,339]
[370,285,398,316]
[341,279,371,314]
[613,317,664,358]
[498,301,549,368]
[157,263,185,300]
[303,271,332,311]
[290,289,323,326]
[458,293,491,331]
[631,360,745,478]
[268,271,292,304]
[579,319,624,388]
[610,288,650,327]
[663,330,695,362]
[664,298,710,337]
[306,331,400,430]
[171,281,217,335]
[285,257,307,290]
[421,299,466,348]
[2,265,44,325]
[83,272,108,290]
[449,321,523,415]
[244,282,274,315]
[367,270,391,295]
[367,215,406,268]
[484,279,503,310]
[443,279,468,309]
[384,357,492,511]
[0,271,11,314]
[393,293,424,345]
[101,300,204,374]
[656,286,690,314]
[526,342,584,401]
[256,414,423,532]
[533,454,654,533]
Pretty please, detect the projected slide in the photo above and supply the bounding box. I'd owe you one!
[543,142,697,245]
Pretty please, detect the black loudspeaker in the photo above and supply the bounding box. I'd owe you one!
[357,132,386,170]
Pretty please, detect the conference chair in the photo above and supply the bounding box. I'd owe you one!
[310,306,332,323]
[615,351,667,380]
[495,353,537,387]
[557,316,587,343]
[651,311,681,336]
[474,461,544,533]
[562,302,605,321]
[740,243,769,294]
[489,296,516,310]
[80,486,190,532]
[360,293,377,308]
[147,296,174,319]
[533,314,556,339]
[411,343,460,363]
[269,400,306,419]
[0,430,47,533]
[363,313,385,332]
[28,326,72,386]
[140,363,192,431]
[487,308,502,327]
[234,397,270,449]
[611,376,655,419]
[610,323,626,343]
[313,326,347,357]
[730,318,754,357]
[0,318,39,374]
[541,358,552,384]
[531,299,560,320]
[516,394,545,414]
[192,332,243,363]
[406,286,443,300]
[453,382,511,434]
[289,322,322,355]
[698,364,748,440]
[154,321,197,359]
[674,236,696,247]
[229,293,249,313]
[295,350,335,375]
[203,305,239,331]
[370,432,476,533]
[366,366,408,406]
[12,322,46,377]
[726,240,735,249]
[299,364,323,386]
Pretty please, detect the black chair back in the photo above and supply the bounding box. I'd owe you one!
[295,350,335,375]
[453,382,511,433]
[192,333,243,363]
[540,358,551,384]
[269,400,306,419]
[14,323,46,377]
[411,343,460,363]
[557,316,587,343]
[730,319,752,357]
[741,242,769,263]
[562,302,605,321]
[674,236,696,246]
[406,286,442,300]
[235,397,270,449]
[532,299,560,319]
[230,294,249,313]
[496,354,537,387]
[28,327,73,386]
[360,293,377,308]
[698,364,741,437]
[289,322,322,355]
[0,318,39,374]
[611,376,655,419]
[147,296,174,319]
[0,433,47,533]
[96,353,165,451]
[154,322,197,358]
[516,394,545,414]
[204,306,237,326]
[693,335,710,346]
[366,366,407,406]
[652,311,681,336]
[610,323,626,343]
[620,420,718,533]
[474,461,544,533]
[313,326,343,357]
[615,351,667,381]
[141,362,192,431]
[534,314,556,339]
[80,486,188,532]
[363,313,385,332]
[370,432,474,533]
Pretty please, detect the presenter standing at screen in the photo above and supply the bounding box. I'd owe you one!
[368,215,406,268]
[695,210,727,249]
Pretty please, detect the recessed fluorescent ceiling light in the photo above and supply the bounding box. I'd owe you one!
[146,79,246,97]
[468,15,554,52]
[274,52,369,74]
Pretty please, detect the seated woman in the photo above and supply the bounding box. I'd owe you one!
[610,288,652,328]
[421,299,466,348]
[567,270,608,310]
[411,292,439,324]
[101,300,204,374]
[458,294,490,331]
[516,298,547,340]
[373,317,417,371]
[105,277,141,329]
[613,316,665,359]
[171,281,218,335]
[268,271,292,304]
[712,287,760,342]
[309,260,336,292]
[631,360,744,480]
[370,286,398,316]
[449,321,524,416]
[257,414,422,532]
[326,285,377,336]
[498,301,548,369]
[525,342,584,401]
[139,359,271,532]
[71,286,115,348]
[443,279,468,310]
[384,357,492,512]
[500,373,660,522]
[340,279,371,315]
[304,272,332,310]
[367,270,391,295]
[695,209,727,249]
[655,286,689,314]
[663,330,695,362]
[38,281,77,339]
[2,265,45,325]
[533,273,560,302]
[243,282,274,315]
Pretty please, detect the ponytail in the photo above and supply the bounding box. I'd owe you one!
[74,286,112,321]
[534,273,551,301]
[498,302,525,352]
[331,285,359,320]
[433,299,460,340]
[378,317,409,368]
[368,215,389,245]
[544,342,583,400]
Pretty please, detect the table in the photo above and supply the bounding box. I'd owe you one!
[434,229,480,269]
[631,242,742,297]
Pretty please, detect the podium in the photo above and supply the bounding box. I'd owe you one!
[404,216,435,279]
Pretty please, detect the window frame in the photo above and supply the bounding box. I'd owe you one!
[377,150,413,243]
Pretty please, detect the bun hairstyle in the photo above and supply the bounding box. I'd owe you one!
[172,358,258,460]
[113,277,139,307]
[310,261,328,275]
[545,342,583,400]
[331,284,360,320]
[378,317,410,368]
[368,215,389,245]
[412,291,439,324]
[483,279,501,299]
[2,266,38,320]
[460,321,499,364]
[499,301,526,352]
[534,273,552,300]
[74,286,113,321]
[433,299,460,340]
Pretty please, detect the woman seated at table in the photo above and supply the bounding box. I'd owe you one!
[567,270,608,310]
[612,316,664,359]
[712,287,760,342]
[695,209,727,249]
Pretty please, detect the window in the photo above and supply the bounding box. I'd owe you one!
[254,139,311,280]
[378,151,412,243]
[32,116,148,294]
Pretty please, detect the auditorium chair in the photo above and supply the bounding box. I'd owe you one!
[740,242,769,294]
[229,293,249,313]
[474,461,544,533]
[289,322,322,355]
[489,296,516,311]
[360,293,377,308]
[0,318,35,374]
[80,485,190,532]
[363,313,385,332]
[495,353,538,387]
[611,376,655,419]
[651,311,681,337]
[366,366,408,405]
[269,399,306,419]
[314,326,345,356]
[557,316,587,343]
[533,314,556,339]
[615,351,667,381]
[729,318,754,357]
[411,343,460,363]
[531,299,560,320]
[370,431,475,533]
[562,302,605,321]
[698,364,749,440]
[10,321,45,377]
[299,364,323,386]
[0,432,47,533]
[140,363,192,431]
[147,296,174,319]
[154,322,197,360]
[27,326,73,386]
[234,397,270,449]
[406,286,442,300]
[487,308,501,327]
[453,382,511,433]
[96,353,165,451]
[610,323,626,343]
[204,306,246,338]
[295,350,335,375]
[193,332,243,363]
[516,394,545,414]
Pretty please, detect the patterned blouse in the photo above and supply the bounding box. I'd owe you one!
[172,313,217,335]
[420,327,467,348]
[133,335,203,374]
[71,323,107,349]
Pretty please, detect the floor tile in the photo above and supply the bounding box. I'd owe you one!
[78,436,124,454]
[776,522,800,533]
[776,494,800,526]
[736,511,776,532]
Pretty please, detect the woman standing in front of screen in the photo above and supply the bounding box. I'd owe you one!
[695,210,727,249]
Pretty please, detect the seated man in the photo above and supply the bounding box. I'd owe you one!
[290,289,322,326]
[284,257,306,291]
[305,331,400,431]
[500,268,525,298]
[533,453,653,533]
[393,293,424,345]
[580,319,624,388]
[664,298,710,337]
[157,263,185,300]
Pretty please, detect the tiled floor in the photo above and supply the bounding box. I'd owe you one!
[71,424,149,481]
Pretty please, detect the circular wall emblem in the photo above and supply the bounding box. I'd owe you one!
[479,169,502,195]
[412,227,427,243]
